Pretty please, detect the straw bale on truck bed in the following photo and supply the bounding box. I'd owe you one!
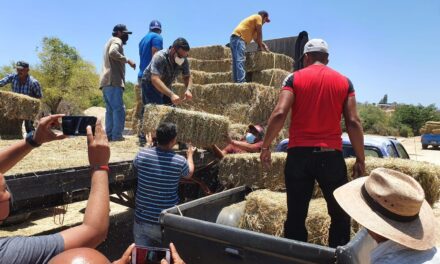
[188,58,231,73]
[218,153,287,190]
[238,190,359,246]
[189,45,231,60]
[246,52,293,72]
[251,69,290,88]
[132,85,143,133]
[141,104,230,147]
[179,70,232,85]
[0,117,23,139]
[346,157,440,205]
[0,136,139,175]
[0,91,40,120]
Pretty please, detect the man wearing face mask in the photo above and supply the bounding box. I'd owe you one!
[212,124,264,159]
[99,24,136,142]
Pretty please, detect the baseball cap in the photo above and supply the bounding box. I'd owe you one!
[249,124,265,138]
[149,20,162,31]
[16,61,29,69]
[258,10,271,23]
[173,37,190,51]
[113,24,132,34]
[303,39,328,54]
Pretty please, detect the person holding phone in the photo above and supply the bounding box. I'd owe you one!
[133,122,195,247]
[100,24,136,142]
[0,115,111,263]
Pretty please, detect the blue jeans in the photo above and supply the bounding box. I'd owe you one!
[133,219,162,247]
[102,86,125,140]
[230,35,246,83]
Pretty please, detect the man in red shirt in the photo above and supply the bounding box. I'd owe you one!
[260,39,365,247]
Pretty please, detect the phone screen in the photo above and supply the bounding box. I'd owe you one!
[62,116,97,136]
[131,246,171,264]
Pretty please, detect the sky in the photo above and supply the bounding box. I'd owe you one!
[1,0,439,106]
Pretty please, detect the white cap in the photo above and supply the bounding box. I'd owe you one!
[303,39,329,54]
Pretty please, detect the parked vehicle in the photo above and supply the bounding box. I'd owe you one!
[421,133,440,149]
[160,186,376,264]
[275,134,410,159]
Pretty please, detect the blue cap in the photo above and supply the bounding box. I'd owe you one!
[149,20,162,31]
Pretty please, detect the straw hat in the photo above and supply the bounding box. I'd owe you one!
[334,168,436,250]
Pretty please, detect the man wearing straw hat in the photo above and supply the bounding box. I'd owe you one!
[260,38,365,247]
[334,168,439,263]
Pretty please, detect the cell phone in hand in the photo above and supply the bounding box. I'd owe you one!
[131,246,172,264]
[62,116,97,136]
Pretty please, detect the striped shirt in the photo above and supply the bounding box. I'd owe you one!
[0,73,42,98]
[134,147,189,224]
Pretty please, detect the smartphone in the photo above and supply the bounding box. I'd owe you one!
[131,246,172,264]
[62,116,97,136]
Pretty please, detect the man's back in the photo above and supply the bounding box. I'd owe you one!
[138,32,163,79]
[134,147,189,224]
[232,14,262,44]
[283,64,354,150]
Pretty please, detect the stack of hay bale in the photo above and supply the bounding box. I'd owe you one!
[218,154,440,246]
[0,91,40,139]
[420,121,440,134]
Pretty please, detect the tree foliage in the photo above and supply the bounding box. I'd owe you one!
[392,104,440,135]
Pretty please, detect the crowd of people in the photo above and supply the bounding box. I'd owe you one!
[0,10,438,264]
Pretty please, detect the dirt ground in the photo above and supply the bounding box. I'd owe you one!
[399,136,440,246]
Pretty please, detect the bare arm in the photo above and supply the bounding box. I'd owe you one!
[60,121,111,249]
[151,74,181,104]
[230,140,261,152]
[260,90,294,168]
[211,145,225,159]
[343,96,365,177]
[151,47,159,56]
[183,144,195,179]
[183,75,193,100]
[0,114,65,174]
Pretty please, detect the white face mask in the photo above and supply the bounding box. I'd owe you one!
[174,54,185,66]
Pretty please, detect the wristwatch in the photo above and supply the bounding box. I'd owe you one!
[25,131,41,148]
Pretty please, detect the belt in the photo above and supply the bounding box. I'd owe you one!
[291,146,337,153]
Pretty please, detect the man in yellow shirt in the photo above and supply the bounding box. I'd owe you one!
[230,11,270,83]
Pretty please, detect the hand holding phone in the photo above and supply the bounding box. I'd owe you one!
[131,246,171,264]
[62,116,97,136]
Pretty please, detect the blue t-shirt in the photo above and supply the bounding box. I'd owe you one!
[138,32,163,79]
[134,147,189,224]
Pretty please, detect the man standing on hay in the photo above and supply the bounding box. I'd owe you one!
[230,11,270,83]
[334,168,439,263]
[133,122,195,246]
[260,39,365,247]
[0,61,42,133]
[213,124,265,158]
[138,38,193,146]
[99,24,136,142]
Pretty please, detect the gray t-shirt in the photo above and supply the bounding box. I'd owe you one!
[142,49,190,87]
[0,233,64,263]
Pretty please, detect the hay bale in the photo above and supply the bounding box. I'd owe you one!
[251,69,290,88]
[346,157,440,205]
[132,85,143,133]
[238,190,359,246]
[218,152,287,190]
[180,70,232,85]
[189,45,231,60]
[248,86,279,125]
[125,108,133,121]
[433,129,440,134]
[141,104,230,147]
[0,117,23,139]
[246,52,293,72]
[0,91,40,120]
[188,58,231,73]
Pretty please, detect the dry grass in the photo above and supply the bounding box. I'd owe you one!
[246,52,293,72]
[218,152,287,191]
[251,69,290,88]
[238,190,359,246]
[179,70,232,85]
[189,45,231,60]
[0,91,40,120]
[0,136,139,175]
[141,104,230,147]
[188,58,231,73]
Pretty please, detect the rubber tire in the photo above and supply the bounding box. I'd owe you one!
[422,144,428,149]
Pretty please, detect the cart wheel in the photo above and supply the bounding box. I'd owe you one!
[422,144,428,149]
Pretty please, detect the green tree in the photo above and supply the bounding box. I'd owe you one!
[392,104,440,135]
[378,94,388,104]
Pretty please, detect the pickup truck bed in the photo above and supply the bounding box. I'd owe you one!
[421,134,440,149]
[160,186,376,264]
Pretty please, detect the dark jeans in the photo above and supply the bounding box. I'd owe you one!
[284,147,351,248]
[24,120,35,133]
